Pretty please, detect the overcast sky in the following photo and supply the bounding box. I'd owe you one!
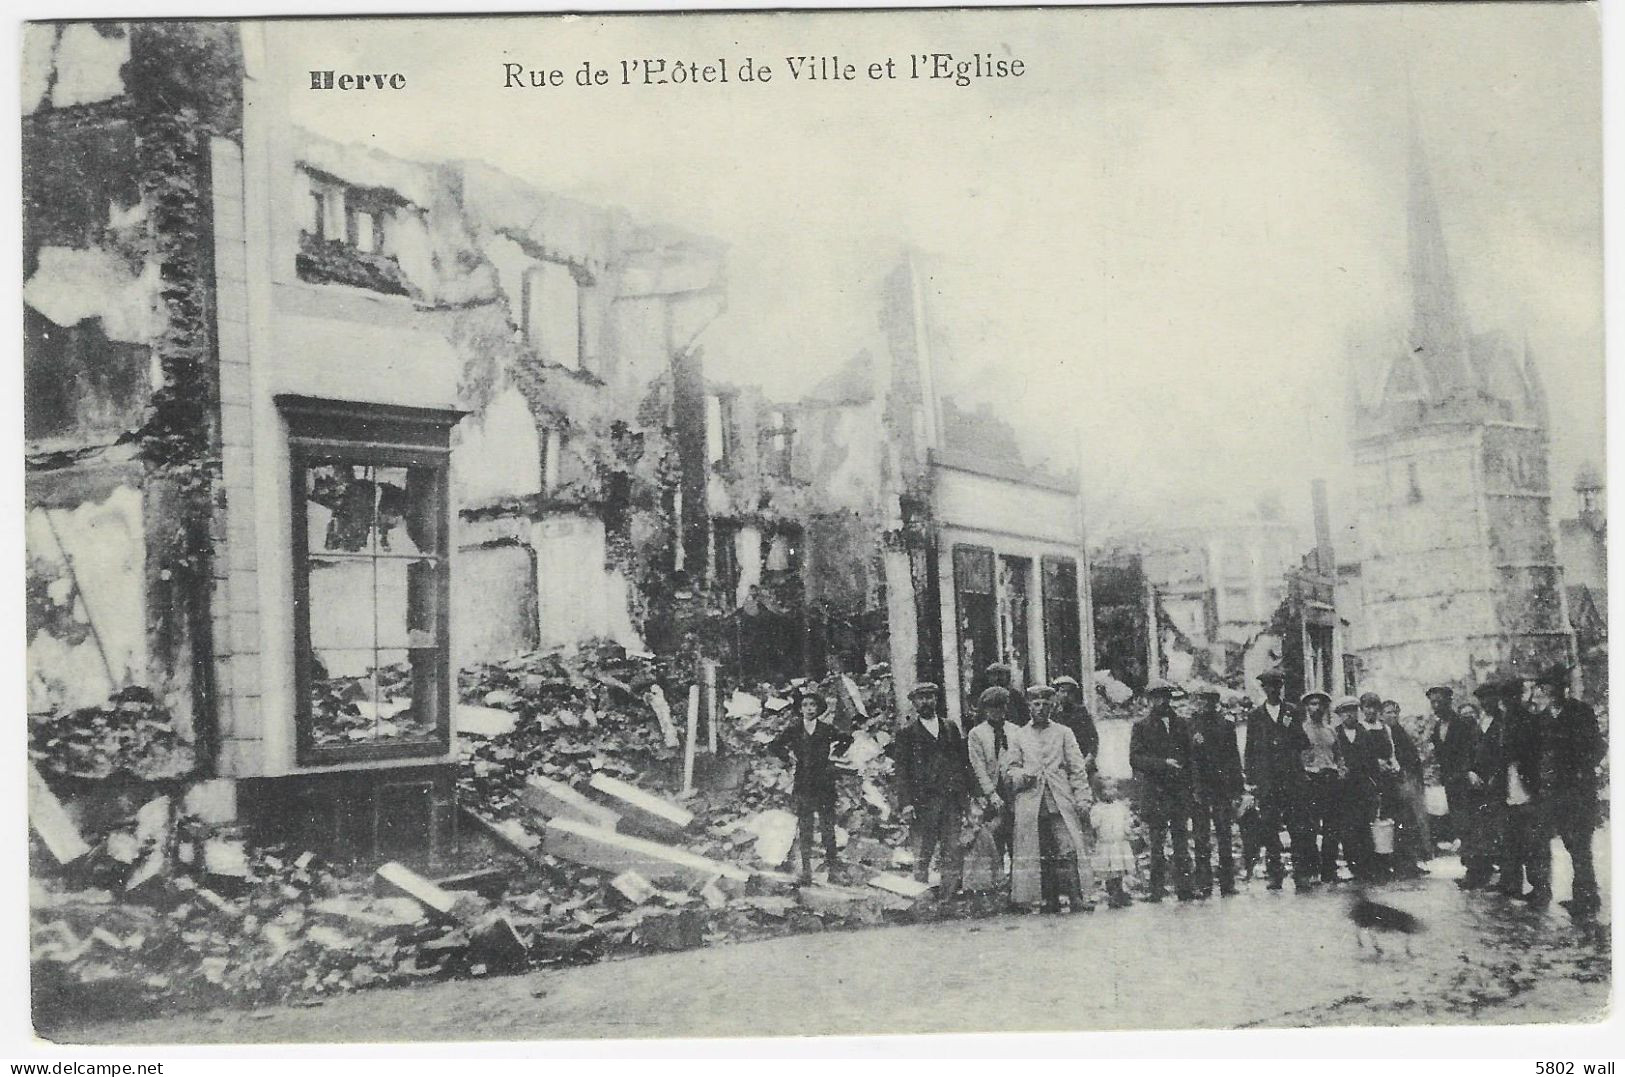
[280,3,1602,541]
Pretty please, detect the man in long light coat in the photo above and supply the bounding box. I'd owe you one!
[966,686,1016,866]
[1005,686,1095,912]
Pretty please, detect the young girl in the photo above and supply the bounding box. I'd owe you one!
[1090,780,1136,908]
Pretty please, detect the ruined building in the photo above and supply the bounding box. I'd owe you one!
[1557,464,1607,701]
[1346,118,1573,704]
[1098,512,1301,685]
[703,257,1095,727]
[25,23,723,860]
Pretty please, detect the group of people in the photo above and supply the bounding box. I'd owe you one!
[770,660,1604,920]
[1428,670,1604,916]
[772,666,1111,912]
[1142,664,1603,918]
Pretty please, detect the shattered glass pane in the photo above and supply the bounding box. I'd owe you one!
[308,556,375,653]
[300,457,446,752]
[374,557,438,651]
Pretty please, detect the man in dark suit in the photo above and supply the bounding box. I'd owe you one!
[1426,685,1477,847]
[1243,668,1300,889]
[771,689,854,884]
[1494,678,1548,905]
[1332,695,1383,882]
[1460,687,1505,890]
[894,682,972,895]
[1189,689,1244,897]
[1130,681,1197,901]
[1532,665,1604,918]
[1050,675,1100,767]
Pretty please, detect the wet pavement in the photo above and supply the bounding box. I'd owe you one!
[59,838,1609,1045]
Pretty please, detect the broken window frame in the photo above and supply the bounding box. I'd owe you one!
[764,409,796,480]
[281,395,463,767]
[1041,555,1084,685]
[521,260,586,373]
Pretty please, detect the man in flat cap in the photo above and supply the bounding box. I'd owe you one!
[1297,690,1342,886]
[966,686,1016,868]
[1333,694,1385,882]
[895,682,971,896]
[1426,684,1478,853]
[1130,681,1197,901]
[983,662,1029,727]
[1381,698,1430,877]
[1007,683,1095,912]
[1356,691,1403,880]
[771,688,853,884]
[1495,675,1550,906]
[1530,665,1603,918]
[1050,675,1100,771]
[1189,688,1244,896]
[1243,668,1300,889]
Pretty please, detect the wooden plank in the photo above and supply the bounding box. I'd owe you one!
[868,873,932,899]
[460,809,543,862]
[26,763,90,866]
[682,685,700,793]
[518,775,621,831]
[587,774,693,836]
[542,817,748,886]
[647,686,679,747]
[703,660,719,754]
[376,860,462,920]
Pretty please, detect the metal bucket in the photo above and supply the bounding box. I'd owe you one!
[1370,817,1396,855]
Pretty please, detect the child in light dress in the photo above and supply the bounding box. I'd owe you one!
[1090,780,1136,908]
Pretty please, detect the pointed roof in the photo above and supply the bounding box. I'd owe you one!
[1401,99,1474,400]
[1357,101,1545,435]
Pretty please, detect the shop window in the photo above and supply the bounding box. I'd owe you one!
[522,261,584,371]
[953,545,997,706]
[998,555,1032,684]
[282,396,461,765]
[1042,555,1082,684]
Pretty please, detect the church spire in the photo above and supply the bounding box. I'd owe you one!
[1404,95,1474,398]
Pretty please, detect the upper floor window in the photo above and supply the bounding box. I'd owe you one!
[765,409,795,479]
[522,261,585,372]
[296,167,412,297]
[706,393,735,468]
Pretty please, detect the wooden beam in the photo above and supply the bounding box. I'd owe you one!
[543,817,747,886]
[588,773,693,836]
[518,775,621,831]
[27,763,90,866]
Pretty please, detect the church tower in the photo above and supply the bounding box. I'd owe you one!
[1348,111,1572,702]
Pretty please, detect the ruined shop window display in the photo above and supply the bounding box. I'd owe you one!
[282,397,459,765]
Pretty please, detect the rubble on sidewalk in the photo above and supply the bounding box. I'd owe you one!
[31,648,958,1024]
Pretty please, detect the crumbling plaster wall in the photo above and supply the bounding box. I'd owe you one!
[264,125,721,693]
[25,23,245,754]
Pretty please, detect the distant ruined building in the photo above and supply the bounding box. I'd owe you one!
[1347,113,1575,704]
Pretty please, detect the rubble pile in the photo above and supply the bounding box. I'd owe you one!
[30,847,455,1024]
[28,686,197,783]
[451,646,936,956]
[30,651,944,1026]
